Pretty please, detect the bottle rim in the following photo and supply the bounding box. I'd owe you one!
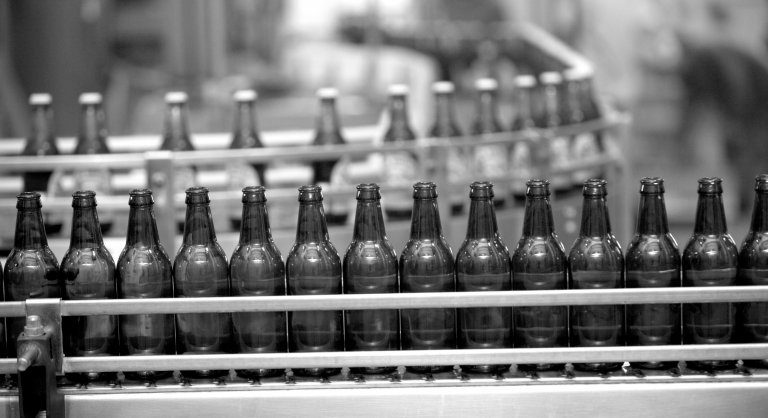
[356,183,380,191]
[475,78,499,91]
[469,181,494,199]
[756,174,768,192]
[563,66,593,81]
[697,177,722,194]
[513,75,536,88]
[129,188,153,196]
[17,191,41,201]
[128,189,154,206]
[185,187,209,195]
[356,183,381,200]
[71,190,97,207]
[242,186,266,203]
[583,179,607,196]
[639,177,665,194]
[233,89,257,102]
[387,84,409,96]
[16,192,42,209]
[29,93,52,106]
[78,92,103,105]
[298,185,323,202]
[413,182,437,190]
[317,87,339,99]
[432,81,455,94]
[539,71,563,85]
[526,179,551,197]
[165,91,188,104]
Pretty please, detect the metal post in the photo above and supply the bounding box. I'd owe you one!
[16,315,63,418]
[145,151,177,253]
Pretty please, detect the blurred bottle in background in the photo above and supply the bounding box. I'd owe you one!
[116,189,174,381]
[430,81,467,215]
[683,177,738,370]
[564,68,604,189]
[230,186,287,379]
[537,72,573,197]
[61,191,118,382]
[312,88,350,226]
[228,90,266,231]
[509,75,538,205]
[161,92,197,233]
[286,185,343,377]
[471,78,507,209]
[382,84,419,221]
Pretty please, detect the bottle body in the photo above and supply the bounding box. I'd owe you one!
[286,186,343,376]
[230,187,287,378]
[512,180,568,371]
[116,189,175,380]
[174,188,232,379]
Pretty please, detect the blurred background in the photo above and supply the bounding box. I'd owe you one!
[1,0,768,254]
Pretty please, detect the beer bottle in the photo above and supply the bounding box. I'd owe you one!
[738,175,768,368]
[228,90,266,230]
[174,187,232,379]
[382,84,419,221]
[21,93,62,235]
[456,182,511,373]
[5,192,60,358]
[471,79,507,208]
[511,180,568,371]
[161,92,197,232]
[683,177,738,370]
[286,185,343,376]
[569,179,625,372]
[61,191,118,382]
[229,186,287,378]
[509,75,537,204]
[312,88,349,226]
[400,182,456,373]
[429,81,466,215]
[625,178,681,370]
[343,183,399,375]
[564,68,603,188]
[537,72,572,196]
[116,189,174,380]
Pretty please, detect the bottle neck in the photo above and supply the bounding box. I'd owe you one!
[30,106,55,148]
[636,194,669,235]
[514,89,535,130]
[126,205,160,247]
[162,104,191,150]
[231,102,262,148]
[694,193,728,235]
[182,204,217,245]
[566,82,584,124]
[239,203,271,245]
[409,199,443,240]
[543,85,560,127]
[389,96,410,132]
[69,207,105,248]
[432,94,459,136]
[76,104,108,154]
[579,196,612,237]
[353,199,386,241]
[466,198,498,240]
[474,91,500,133]
[296,202,329,243]
[581,79,601,121]
[316,99,342,137]
[14,208,48,250]
[522,196,556,237]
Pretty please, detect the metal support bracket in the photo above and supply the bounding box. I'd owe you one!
[24,299,63,374]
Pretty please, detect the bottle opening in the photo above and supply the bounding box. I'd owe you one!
[78,92,103,105]
[29,93,52,106]
[185,187,210,204]
[72,190,97,207]
[298,185,323,202]
[639,177,665,194]
[317,87,339,100]
[387,84,409,96]
[474,78,498,91]
[513,75,536,88]
[755,174,768,192]
[242,186,267,203]
[16,192,42,209]
[412,182,437,199]
[233,89,257,102]
[165,91,188,104]
[469,181,494,199]
[526,179,551,197]
[697,177,723,194]
[432,81,455,94]
[128,189,154,206]
[356,183,381,200]
[582,179,607,196]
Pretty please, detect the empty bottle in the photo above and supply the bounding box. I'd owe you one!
[472,78,507,208]
[60,191,118,382]
[738,175,768,368]
[5,192,60,358]
[509,75,538,204]
[174,187,232,379]
[343,183,399,375]
[456,182,511,373]
[537,72,572,196]
[564,68,603,188]
[382,84,419,221]
[21,93,62,235]
[311,88,349,226]
[229,186,287,378]
[116,189,174,380]
[400,182,456,373]
[569,179,625,372]
[430,81,467,215]
[511,180,568,371]
[161,92,197,232]
[286,185,343,376]
[683,178,738,370]
[228,90,266,230]
[625,178,681,370]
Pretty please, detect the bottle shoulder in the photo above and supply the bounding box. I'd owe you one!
[456,238,510,273]
[61,247,116,273]
[682,233,738,269]
[625,233,680,271]
[568,235,624,272]
[511,236,567,273]
[286,241,342,277]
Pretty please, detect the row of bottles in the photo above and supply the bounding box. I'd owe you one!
[5,175,763,380]
[20,69,605,233]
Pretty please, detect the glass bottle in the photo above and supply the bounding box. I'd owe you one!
[5,192,60,358]
[161,92,197,232]
[569,179,625,372]
[286,185,343,376]
[21,93,62,235]
[400,182,456,373]
[174,187,232,379]
[625,178,681,370]
[509,75,537,204]
[382,84,419,221]
[312,88,349,226]
[683,177,738,370]
[60,191,118,382]
[564,68,603,188]
[429,81,466,215]
[230,186,287,378]
[456,182,511,373]
[738,175,768,368]
[471,78,507,209]
[116,189,174,380]
[228,90,266,230]
[537,72,572,196]
[343,183,399,375]
[511,180,568,371]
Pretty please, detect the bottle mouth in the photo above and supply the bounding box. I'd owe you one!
[697,177,722,194]
[185,187,210,204]
[16,192,42,209]
[474,78,498,92]
[755,174,768,192]
[298,185,323,202]
[582,179,607,196]
[526,179,550,197]
[128,189,154,206]
[356,183,381,200]
[242,186,267,203]
[72,190,97,207]
[469,181,494,199]
[165,91,188,104]
[233,89,257,102]
[639,177,665,194]
[413,182,437,199]
[387,84,409,96]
